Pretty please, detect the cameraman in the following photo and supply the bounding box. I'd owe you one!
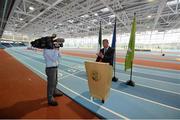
[43,34,63,106]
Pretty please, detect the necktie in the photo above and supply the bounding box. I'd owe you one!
[104,48,107,54]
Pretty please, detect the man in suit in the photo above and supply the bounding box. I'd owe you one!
[96,39,115,66]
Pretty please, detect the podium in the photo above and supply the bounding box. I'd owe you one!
[84,61,113,103]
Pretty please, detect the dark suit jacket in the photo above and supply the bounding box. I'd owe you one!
[96,47,115,66]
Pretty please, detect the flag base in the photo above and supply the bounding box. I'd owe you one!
[126,80,135,86]
[162,53,165,56]
[112,76,118,82]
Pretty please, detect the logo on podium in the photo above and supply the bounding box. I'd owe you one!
[91,71,100,81]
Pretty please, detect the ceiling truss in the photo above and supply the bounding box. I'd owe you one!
[2,0,180,39]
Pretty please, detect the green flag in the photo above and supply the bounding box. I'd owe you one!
[125,15,136,71]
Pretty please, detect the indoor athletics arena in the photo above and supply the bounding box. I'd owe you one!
[0,0,180,119]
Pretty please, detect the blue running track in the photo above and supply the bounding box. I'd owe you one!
[5,47,180,119]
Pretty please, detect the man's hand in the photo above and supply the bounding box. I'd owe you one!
[96,52,104,58]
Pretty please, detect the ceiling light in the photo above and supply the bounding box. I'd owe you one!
[100,8,110,12]
[148,0,155,2]
[167,0,177,6]
[29,6,34,11]
[91,19,98,22]
[109,14,115,18]
[81,14,89,18]
[147,15,152,18]
[94,13,98,16]
[68,19,74,23]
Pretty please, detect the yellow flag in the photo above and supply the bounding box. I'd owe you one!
[125,15,136,71]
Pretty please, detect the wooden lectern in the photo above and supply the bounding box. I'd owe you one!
[84,61,113,103]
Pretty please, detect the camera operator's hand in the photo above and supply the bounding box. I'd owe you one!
[53,41,60,48]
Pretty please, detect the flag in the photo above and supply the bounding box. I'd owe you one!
[111,17,116,67]
[111,18,116,49]
[125,15,136,71]
[98,21,102,50]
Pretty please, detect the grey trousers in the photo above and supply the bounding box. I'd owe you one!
[46,66,58,102]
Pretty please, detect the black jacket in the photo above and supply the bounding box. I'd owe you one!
[96,47,115,66]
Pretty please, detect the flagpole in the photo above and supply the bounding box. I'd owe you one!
[98,21,102,51]
[126,61,135,86]
[113,53,116,77]
[112,17,118,82]
[112,48,118,82]
[130,61,133,81]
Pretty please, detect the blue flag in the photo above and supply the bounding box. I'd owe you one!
[98,21,102,50]
[111,18,117,67]
[111,18,116,49]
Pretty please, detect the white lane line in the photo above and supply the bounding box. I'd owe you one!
[60,71,82,79]
[11,50,180,111]
[58,72,71,79]
[9,50,128,119]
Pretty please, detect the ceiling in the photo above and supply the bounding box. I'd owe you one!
[0,0,15,37]
[2,0,180,38]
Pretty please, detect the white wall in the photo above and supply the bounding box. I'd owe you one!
[64,29,180,49]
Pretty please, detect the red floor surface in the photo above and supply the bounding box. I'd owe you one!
[0,49,99,119]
